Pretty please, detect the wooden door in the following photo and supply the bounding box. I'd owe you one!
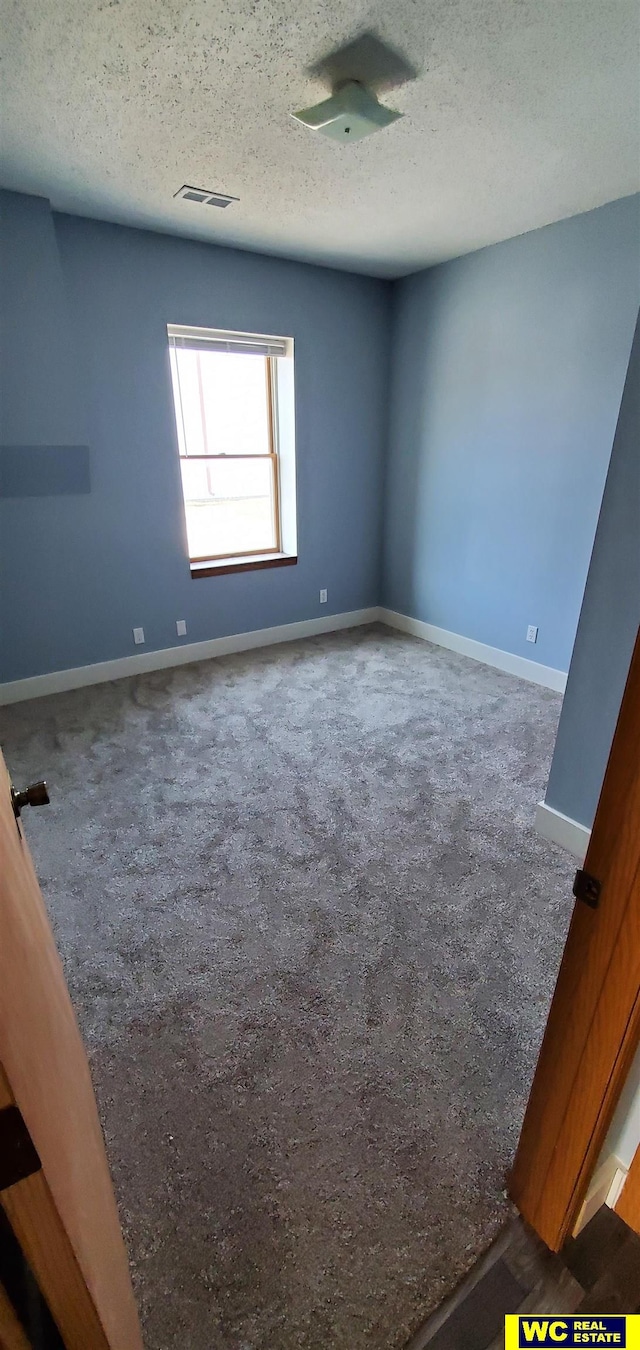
[0,752,142,1349]
[510,626,640,1251]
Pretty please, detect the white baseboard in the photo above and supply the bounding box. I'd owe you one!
[378,608,568,693]
[534,801,591,861]
[0,608,380,706]
[0,605,573,707]
[573,1152,627,1236]
[378,607,587,859]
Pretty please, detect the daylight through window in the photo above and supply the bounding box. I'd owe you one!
[167,326,293,566]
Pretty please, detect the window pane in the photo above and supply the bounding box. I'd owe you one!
[169,346,205,455]
[173,349,270,456]
[180,457,276,558]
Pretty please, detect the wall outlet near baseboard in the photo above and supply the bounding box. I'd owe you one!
[133,627,145,645]
[176,619,187,636]
[526,624,538,644]
[319,589,328,604]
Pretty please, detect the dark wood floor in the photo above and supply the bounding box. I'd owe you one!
[405,1205,640,1350]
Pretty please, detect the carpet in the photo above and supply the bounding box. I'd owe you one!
[0,624,575,1349]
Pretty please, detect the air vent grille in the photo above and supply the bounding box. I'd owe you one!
[174,185,238,209]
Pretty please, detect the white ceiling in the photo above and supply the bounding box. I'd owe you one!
[1,0,639,278]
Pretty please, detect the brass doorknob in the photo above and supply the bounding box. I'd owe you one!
[11,781,50,819]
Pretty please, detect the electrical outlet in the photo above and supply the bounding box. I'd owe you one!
[176,619,187,637]
[319,589,328,604]
[133,627,145,645]
[526,625,538,644]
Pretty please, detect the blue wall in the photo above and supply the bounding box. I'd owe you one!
[1,189,639,697]
[0,192,391,681]
[381,195,640,674]
[545,312,640,828]
[0,192,87,446]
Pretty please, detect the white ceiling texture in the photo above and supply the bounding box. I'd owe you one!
[1,0,638,277]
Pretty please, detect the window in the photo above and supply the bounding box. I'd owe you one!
[167,325,296,575]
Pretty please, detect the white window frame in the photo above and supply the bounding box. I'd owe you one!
[167,325,297,573]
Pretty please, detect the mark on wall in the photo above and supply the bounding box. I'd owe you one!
[0,445,91,497]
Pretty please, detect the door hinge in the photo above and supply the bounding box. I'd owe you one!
[0,1105,42,1192]
[573,868,601,910]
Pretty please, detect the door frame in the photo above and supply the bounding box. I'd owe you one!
[0,758,143,1349]
[616,1139,640,1234]
[510,626,640,1250]
[0,1065,113,1350]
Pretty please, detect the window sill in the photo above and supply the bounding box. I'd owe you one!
[190,553,297,579]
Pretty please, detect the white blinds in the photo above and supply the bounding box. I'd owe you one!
[167,324,291,358]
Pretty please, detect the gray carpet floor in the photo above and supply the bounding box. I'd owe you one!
[0,624,575,1350]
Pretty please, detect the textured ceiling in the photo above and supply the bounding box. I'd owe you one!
[1,0,639,277]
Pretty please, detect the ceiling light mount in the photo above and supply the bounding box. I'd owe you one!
[291,80,402,143]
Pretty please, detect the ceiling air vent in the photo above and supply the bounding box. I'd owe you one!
[174,185,239,208]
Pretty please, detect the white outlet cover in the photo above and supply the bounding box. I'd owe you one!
[526,625,538,643]
[133,626,145,644]
[176,619,187,636]
[319,589,328,603]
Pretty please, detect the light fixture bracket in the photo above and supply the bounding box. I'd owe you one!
[291,81,402,142]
